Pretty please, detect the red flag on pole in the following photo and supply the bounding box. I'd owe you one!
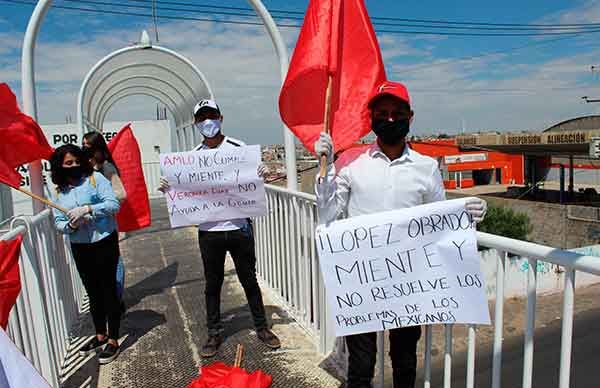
[0,84,69,213]
[0,236,22,329]
[278,0,386,155]
[108,124,151,232]
[0,83,54,169]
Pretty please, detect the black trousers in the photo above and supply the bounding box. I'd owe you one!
[71,231,121,340]
[345,326,422,388]
[198,225,268,336]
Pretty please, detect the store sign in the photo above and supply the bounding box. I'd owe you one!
[444,153,487,165]
[546,132,587,144]
[507,134,542,145]
[507,131,588,146]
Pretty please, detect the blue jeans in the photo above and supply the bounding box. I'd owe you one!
[116,256,125,300]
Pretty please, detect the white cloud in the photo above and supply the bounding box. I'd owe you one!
[556,0,600,24]
[0,18,298,146]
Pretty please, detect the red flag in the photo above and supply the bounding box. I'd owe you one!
[108,124,151,232]
[0,83,54,177]
[0,235,23,329]
[0,158,22,189]
[186,362,272,388]
[279,0,386,154]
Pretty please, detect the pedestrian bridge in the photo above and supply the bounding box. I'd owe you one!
[2,185,600,388]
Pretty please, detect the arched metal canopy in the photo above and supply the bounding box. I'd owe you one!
[22,1,298,215]
[77,34,213,133]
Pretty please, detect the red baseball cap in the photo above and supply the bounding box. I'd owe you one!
[367,81,411,109]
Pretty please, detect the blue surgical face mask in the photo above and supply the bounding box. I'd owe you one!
[195,119,222,138]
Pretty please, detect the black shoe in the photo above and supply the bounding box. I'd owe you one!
[201,335,222,358]
[256,328,281,349]
[98,343,120,365]
[79,337,108,356]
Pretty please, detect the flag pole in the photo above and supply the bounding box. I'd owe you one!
[13,186,68,213]
[319,74,334,179]
[234,344,244,367]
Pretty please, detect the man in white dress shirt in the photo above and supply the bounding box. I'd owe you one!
[159,99,280,358]
[314,81,487,388]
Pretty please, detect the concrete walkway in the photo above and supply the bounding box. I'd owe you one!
[62,199,341,388]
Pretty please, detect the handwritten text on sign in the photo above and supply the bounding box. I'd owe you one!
[160,145,266,227]
[316,198,491,337]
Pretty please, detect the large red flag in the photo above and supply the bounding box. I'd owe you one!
[0,236,22,329]
[0,159,22,189]
[279,0,386,154]
[0,84,54,171]
[108,124,151,232]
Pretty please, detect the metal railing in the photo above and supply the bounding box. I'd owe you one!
[142,161,163,198]
[254,184,332,352]
[255,184,600,388]
[1,209,86,388]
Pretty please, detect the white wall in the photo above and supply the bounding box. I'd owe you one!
[0,185,12,223]
[546,167,600,186]
[9,120,172,217]
[480,245,600,299]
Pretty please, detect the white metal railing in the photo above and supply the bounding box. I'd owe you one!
[254,184,333,352]
[256,184,600,388]
[142,161,163,198]
[1,209,86,388]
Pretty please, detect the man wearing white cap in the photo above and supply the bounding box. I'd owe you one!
[159,99,280,358]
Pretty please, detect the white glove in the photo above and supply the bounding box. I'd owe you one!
[67,206,90,224]
[314,133,334,165]
[466,198,487,223]
[68,219,80,230]
[81,214,94,225]
[158,176,171,193]
[257,164,269,179]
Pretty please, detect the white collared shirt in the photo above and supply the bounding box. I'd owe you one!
[194,136,249,232]
[316,144,446,223]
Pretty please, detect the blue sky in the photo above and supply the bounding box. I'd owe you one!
[2,0,600,146]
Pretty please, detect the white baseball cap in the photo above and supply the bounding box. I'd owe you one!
[193,99,220,115]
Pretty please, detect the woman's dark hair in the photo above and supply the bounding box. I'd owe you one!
[82,131,119,174]
[50,144,94,190]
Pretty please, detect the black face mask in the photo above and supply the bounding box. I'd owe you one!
[62,166,84,181]
[372,118,410,145]
[82,147,94,160]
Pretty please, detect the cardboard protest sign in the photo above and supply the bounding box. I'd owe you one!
[316,198,491,337]
[160,145,267,227]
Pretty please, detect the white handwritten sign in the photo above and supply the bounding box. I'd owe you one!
[160,145,266,227]
[316,198,491,337]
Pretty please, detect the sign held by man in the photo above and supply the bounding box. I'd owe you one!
[317,198,491,337]
[160,145,267,227]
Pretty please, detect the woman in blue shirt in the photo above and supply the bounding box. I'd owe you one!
[50,144,121,364]
[82,131,127,312]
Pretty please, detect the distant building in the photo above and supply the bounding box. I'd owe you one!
[410,139,524,189]
[338,138,524,190]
